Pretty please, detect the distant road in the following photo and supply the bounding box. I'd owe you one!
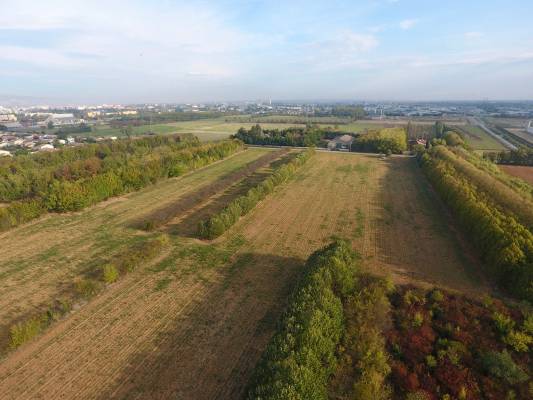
[468,117,517,151]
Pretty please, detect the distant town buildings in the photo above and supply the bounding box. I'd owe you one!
[44,113,85,126]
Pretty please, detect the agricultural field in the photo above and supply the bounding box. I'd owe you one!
[85,117,437,141]
[454,124,506,151]
[500,164,533,185]
[0,148,488,399]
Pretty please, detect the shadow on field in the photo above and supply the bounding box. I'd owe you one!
[128,149,289,231]
[373,157,487,294]
[96,252,305,400]
[167,168,272,237]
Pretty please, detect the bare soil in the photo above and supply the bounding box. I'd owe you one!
[500,164,533,185]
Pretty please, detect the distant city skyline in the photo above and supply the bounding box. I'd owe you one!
[1,0,533,104]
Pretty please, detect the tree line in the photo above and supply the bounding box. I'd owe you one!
[485,147,533,166]
[0,138,244,231]
[233,124,340,147]
[198,148,314,239]
[234,124,408,154]
[420,146,533,302]
[246,239,393,399]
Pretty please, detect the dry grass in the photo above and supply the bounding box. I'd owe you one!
[0,151,490,399]
[0,148,272,350]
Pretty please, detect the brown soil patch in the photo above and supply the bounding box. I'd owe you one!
[500,164,533,185]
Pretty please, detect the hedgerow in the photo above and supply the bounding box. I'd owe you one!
[198,148,314,239]
[420,146,533,301]
[246,239,359,400]
[0,138,244,231]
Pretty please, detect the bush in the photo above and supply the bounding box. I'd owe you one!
[480,350,529,385]
[102,264,119,283]
[9,316,47,349]
[75,279,101,299]
[493,312,516,335]
[504,330,532,352]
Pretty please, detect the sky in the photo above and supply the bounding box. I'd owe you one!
[1,0,533,104]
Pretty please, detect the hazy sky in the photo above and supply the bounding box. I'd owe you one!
[1,0,533,104]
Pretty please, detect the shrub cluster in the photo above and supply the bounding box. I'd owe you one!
[420,146,533,301]
[330,275,393,400]
[198,148,314,239]
[387,286,531,399]
[8,299,72,349]
[246,239,359,399]
[0,138,244,231]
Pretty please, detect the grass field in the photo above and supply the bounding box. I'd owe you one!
[455,124,506,151]
[86,117,407,141]
[0,150,490,399]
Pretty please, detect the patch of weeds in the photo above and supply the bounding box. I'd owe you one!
[154,277,172,291]
[102,264,119,283]
[352,208,365,238]
[75,278,102,299]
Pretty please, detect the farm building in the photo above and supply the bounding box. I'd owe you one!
[327,135,354,151]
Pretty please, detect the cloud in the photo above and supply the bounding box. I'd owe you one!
[399,19,418,30]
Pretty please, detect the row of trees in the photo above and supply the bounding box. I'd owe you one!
[420,147,533,302]
[0,134,200,201]
[0,139,244,231]
[432,146,533,229]
[247,240,394,399]
[485,146,533,166]
[352,128,407,154]
[246,240,359,399]
[198,149,314,239]
[233,124,340,147]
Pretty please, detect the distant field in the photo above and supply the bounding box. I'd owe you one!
[455,124,506,151]
[499,164,533,185]
[86,117,409,141]
[0,150,488,399]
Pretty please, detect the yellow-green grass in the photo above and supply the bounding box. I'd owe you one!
[457,124,506,151]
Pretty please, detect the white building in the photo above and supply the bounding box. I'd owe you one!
[45,113,85,126]
[527,120,533,135]
[0,114,17,122]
